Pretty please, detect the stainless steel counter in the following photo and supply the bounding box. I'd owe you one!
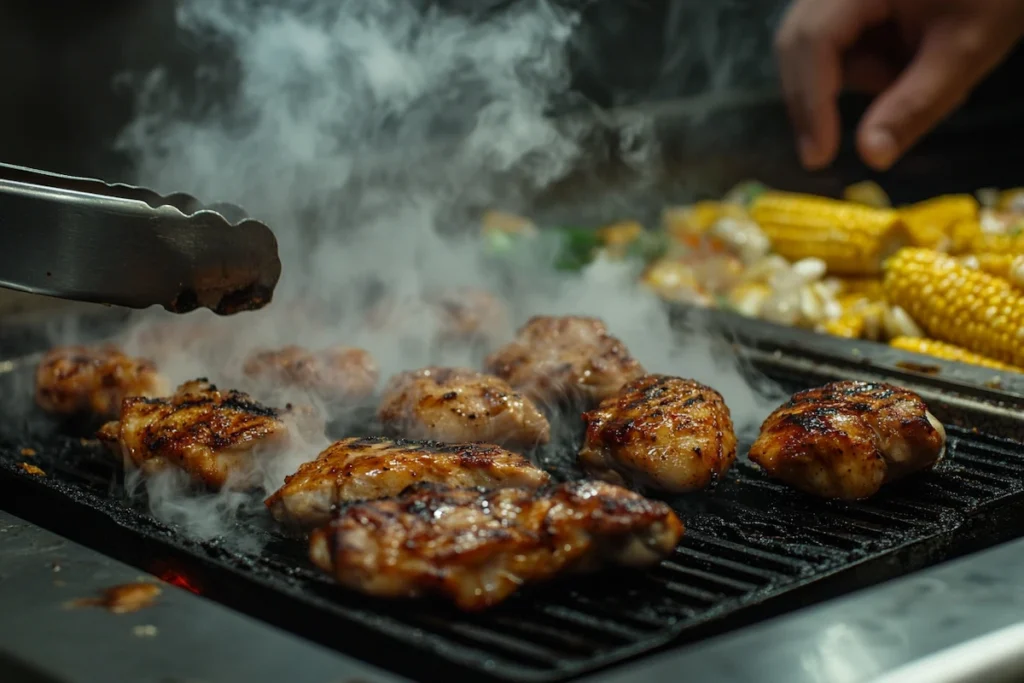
[0,510,409,683]
[4,508,1024,683]
[592,535,1024,683]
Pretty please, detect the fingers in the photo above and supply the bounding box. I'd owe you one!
[856,25,1001,170]
[843,51,900,95]
[775,0,889,170]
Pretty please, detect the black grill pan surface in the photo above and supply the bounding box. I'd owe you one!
[2,353,1024,683]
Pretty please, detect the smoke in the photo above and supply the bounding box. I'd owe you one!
[99,0,784,541]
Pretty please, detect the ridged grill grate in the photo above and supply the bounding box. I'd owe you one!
[2,423,1024,682]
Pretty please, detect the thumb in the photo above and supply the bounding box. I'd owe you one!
[856,29,991,171]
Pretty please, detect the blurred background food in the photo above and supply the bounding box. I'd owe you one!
[481,182,1024,374]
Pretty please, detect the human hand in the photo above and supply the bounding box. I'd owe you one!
[775,0,1024,171]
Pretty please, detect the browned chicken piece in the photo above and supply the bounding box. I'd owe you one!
[96,379,308,491]
[579,375,738,493]
[35,345,170,419]
[484,315,646,407]
[365,288,510,346]
[428,288,511,344]
[123,317,234,363]
[242,345,379,405]
[265,436,550,528]
[308,480,684,610]
[749,380,947,500]
[377,367,550,450]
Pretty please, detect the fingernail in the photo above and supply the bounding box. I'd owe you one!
[861,127,898,170]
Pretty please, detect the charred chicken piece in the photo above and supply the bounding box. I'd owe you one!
[309,480,684,610]
[485,316,646,407]
[365,288,511,346]
[242,345,379,406]
[96,379,306,491]
[429,288,511,345]
[35,345,170,419]
[377,367,550,450]
[749,380,947,500]
[266,436,549,528]
[124,317,233,362]
[579,375,738,493]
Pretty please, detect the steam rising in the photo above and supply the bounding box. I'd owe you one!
[101,0,784,539]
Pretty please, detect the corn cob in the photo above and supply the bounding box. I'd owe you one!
[883,248,1024,368]
[960,253,1017,280]
[956,232,1024,256]
[898,194,978,250]
[750,191,910,276]
[890,337,1023,374]
[843,181,891,208]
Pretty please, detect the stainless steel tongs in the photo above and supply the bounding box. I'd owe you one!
[0,162,281,315]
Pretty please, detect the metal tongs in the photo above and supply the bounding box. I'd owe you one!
[0,162,281,315]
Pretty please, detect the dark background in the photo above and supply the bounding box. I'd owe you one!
[0,0,1022,202]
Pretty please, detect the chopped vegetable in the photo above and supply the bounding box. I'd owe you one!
[553,228,603,272]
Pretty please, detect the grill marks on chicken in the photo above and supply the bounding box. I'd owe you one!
[96,379,297,491]
[242,345,379,406]
[579,375,738,493]
[35,345,169,419]
[266,436,550,528]
[485,316,645,407]
[377,367,550,450]
[749,380,947,500]
[308,480,684,611]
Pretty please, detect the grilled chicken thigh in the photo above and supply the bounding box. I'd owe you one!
[97,379,307,490]
[366,288,510,346]
[749,381,947,500]
[266,436,550,528]
[308,480,684,610]
[35,345,169,419]
[579,375,738,493]
[429,288,511,345]
[484,316,646,407]
[242,345,378,406]
[377,367,550,449]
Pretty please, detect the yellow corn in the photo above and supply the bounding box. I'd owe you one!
[843,181,891,208]
[883,248,1024,368]
[750,191,910,276]
[890,337,1023,374]
[999,188,1024,213]
[663,201,747,238]
[962,253,1016,280]
[961,233,1024,256]
[597,221,644,250]
[898,194,978,250]
[822,311,866,339]
[836,277,884,300]
[642,260,707,304]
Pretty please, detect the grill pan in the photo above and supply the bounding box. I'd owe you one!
[2,335,1024,683]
